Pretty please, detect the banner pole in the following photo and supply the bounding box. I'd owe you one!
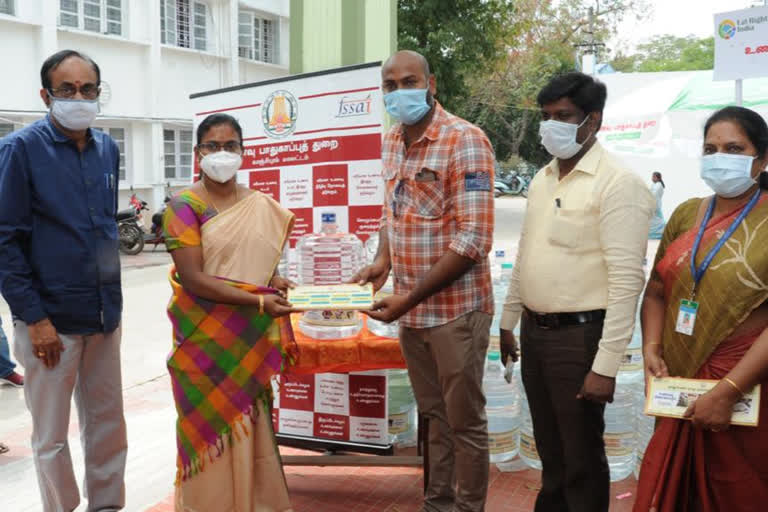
[736,79,744,106]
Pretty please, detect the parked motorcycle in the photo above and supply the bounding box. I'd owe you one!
[143,196,171,250]
[494,170,532,198]
[117,194,148,255]
[494,180,514,198]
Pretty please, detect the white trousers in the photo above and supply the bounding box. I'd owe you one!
[13,321,127,512]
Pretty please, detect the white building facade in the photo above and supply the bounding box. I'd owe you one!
[0,0,290,215]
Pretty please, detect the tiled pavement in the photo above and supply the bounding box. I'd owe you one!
[145,448,638,512]
[2,371,638,512]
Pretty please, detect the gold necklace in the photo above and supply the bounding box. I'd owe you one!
[202,180,238,213]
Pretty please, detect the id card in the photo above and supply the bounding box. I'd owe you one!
[675,299,699,335]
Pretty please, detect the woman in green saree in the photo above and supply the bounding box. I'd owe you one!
[635,106,768,511]
[163,113,298,511]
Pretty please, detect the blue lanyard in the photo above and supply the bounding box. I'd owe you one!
[689,188,762,296]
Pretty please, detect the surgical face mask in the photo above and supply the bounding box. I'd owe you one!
[48,95,99,131]
[200,151,242,183]
[538,116,590,159]
[700,153,757,198]
[383,88,431,125]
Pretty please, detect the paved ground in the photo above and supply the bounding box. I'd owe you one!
[0,197,644,511]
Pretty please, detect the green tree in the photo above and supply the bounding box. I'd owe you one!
[397,0,516,113]
[610,35,714,72]
[461,0,648,164]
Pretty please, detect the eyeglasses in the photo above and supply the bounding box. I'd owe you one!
[197,141,243,154]
[48,83,100,100]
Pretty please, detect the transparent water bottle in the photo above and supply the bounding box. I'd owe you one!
[490,262,514,336]
[364,232,379,265]
[634,385,655,479]
[278,243,298,282]
[296,213,364,339]
[484,352,521,463]
[603,373,637,482]
[602,316,644,481]
[388,369,417,447]
[519,369,542,470]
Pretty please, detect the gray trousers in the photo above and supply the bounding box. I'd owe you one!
[13,321,127,512]
[400,312,491,512]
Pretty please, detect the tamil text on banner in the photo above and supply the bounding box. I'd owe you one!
[714,7,768,81]
[189,62,385,245]
[272,371,389,445]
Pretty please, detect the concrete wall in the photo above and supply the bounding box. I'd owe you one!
[289,0,396,74]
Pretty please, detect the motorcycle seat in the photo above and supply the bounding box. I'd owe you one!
[116,209,136,221]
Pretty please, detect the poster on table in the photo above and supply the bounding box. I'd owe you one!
[189,62,385,246]
[713,6,768,81]
[190,63,390,446]
[271,371,389,445]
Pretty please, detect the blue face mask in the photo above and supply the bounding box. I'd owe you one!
[383,88,431,125]
[700,153,757,198]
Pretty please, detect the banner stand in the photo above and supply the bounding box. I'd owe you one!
[190,63,428,488]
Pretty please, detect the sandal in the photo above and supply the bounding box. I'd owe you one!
[0,442,9,454]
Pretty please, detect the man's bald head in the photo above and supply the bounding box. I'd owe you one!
[382,50,430,81]
[381,50,436,100]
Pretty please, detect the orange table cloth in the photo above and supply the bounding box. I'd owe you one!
[288,316,407,374]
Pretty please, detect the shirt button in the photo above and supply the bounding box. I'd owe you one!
[90,207,95,213]
[85,179,91,185]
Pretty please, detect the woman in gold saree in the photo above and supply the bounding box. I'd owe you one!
[635,106,768,511]
[163,113,296,511]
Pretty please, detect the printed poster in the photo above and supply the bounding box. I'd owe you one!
[190,62,385,246]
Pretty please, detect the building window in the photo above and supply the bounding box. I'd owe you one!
[59,0,123,36]
[92,126,127,181]
[164,128,193,180]
[161,0,207,51]
[238,11,279,64]
[0,0,15,16]
[0,123,15,138]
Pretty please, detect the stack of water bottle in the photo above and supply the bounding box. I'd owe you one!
[489,249,514,337]
[295,213,364,339]
[483,351,527,471]
[361,230,418,447]
[387,369,418,447]
[485,248,541,471]
[603,316,654,482]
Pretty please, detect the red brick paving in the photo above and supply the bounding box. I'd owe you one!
[144,447,637,511]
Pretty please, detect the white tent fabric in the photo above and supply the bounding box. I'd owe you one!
[597,71,768,218]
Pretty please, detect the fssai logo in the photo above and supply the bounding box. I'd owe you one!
[719,19,737,40]
[262,90,298,138]
[336,94,373,118]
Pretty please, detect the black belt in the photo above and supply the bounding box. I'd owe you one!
[524,307,606,330]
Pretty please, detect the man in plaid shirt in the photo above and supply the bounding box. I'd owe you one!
[355,50,495,512]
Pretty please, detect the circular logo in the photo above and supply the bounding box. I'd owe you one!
[718,19,736,40]
[262,90,298,138]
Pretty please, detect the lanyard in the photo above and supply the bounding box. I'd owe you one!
[689,188,762,297]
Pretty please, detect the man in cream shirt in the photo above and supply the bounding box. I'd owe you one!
[500,72,653,512]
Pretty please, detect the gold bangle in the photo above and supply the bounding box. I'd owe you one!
[723,377,745,395]
[648,341,661,345]
[258,295,264,315]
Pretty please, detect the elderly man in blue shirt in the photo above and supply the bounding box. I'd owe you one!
[0,50,127,512]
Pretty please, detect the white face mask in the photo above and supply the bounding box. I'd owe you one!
[700,153,757,198]
[539,116,590,159]
[200,151,242,183]
[49,96,99,131]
